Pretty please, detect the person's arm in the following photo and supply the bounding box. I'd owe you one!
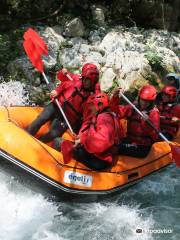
[173,105,180,118]
[57,68,79,82]
[110,88,132,118]
[94,83,101,93]
[53,79,73,96]
[110,95,120,114]
[148,108,160,141]
[110,100,132,119]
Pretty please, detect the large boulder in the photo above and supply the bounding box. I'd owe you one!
[99,29,144,54]
[144,29,180,55]
[40,26,65,69]
[100,68,117,91]
[64,18,85,37]
[7,57,36,84]
[58,48,82,68]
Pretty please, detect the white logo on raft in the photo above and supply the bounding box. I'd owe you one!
[64,170,93,187]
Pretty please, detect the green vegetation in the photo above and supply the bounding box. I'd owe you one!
[146,73,160,87]
[105,78,119,96]
[0,29,24,76]
[145,44,163,71]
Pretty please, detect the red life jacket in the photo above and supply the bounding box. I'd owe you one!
[55,78,90,126]
[126,107,160,145]
[55,71,101,125]
[114,103,160,146]
[158,103,180,137]
[82,84,102,121]
[79,111,123,163]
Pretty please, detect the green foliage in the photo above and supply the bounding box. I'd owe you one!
[146,73,159,87]
[6,0,60,19]
[0,29,23,75]
[145,44,163,70]
[105,78,119,97]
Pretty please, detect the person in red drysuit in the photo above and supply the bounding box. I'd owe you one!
[71,92,123,170]
[156,73,180,104]
[110,85,160,158]
[157,86,180,141]
[27,63,100,143]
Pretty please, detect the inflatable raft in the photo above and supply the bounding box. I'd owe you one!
[0,106,179,195]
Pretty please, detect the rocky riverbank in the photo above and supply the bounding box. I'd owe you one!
[3,17,179,105]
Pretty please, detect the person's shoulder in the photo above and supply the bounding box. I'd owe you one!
[72,73,81,82]
[151,106,160,113]
[173,103,180,110]
[153,105,159,111]
[73,76,82,85]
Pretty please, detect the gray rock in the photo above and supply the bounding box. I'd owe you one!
[64,18,85,37]
[91,4,106,26]
[89,30,102,45]
[79,44,91,54]
[7,57,37,83]
[58,48,82,68]
[41,27,65,70]
[84,51,105,66]
[100,68,117,91]
[69,37,88,47]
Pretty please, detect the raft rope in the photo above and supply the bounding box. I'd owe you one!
[3,106,96,172]
[3,106,172,174]
[4,106,64,168]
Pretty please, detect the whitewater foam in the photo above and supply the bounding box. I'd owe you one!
[0,80,29,106]
[52,202,154,240]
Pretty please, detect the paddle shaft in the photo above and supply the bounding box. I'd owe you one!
[119,92,170,144]
[23,29,75,135]
[42,72,74,135]
[65,73,73,81]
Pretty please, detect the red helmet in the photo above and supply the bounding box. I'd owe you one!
[87,93,109,112]
[139,85,157,101]
[81,63,99,85]
[161,86,177,101]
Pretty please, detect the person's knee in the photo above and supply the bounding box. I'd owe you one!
[37,114,49,123]
[136,151,149,158]
[49,129,61,139]
[73,146,84,160]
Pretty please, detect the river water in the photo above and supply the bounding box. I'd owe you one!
[0,81,180,240]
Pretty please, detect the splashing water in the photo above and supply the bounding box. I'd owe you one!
[0,80,30,106]
[0,80,180,240]
[0,170,60,240]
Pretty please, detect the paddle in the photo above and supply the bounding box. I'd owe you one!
[23,28,75,135]
[119,91,180,166]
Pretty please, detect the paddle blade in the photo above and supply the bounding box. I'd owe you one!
[61,140,74,164]
[170,143,180,167]
[23,28,48,55]
[23,39,44,72]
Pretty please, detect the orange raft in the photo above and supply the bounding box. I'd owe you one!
[0,106,179,195]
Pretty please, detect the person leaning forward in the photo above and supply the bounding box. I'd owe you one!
[62,93,123,170]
